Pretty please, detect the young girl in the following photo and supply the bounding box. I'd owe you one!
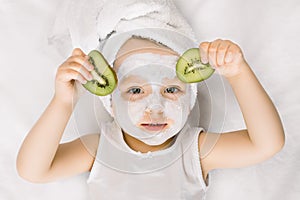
[16,34,285,199]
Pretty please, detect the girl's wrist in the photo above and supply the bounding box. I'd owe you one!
[226,62,252,85]
[52,94,76,111]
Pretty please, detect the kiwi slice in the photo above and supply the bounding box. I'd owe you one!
[176,48,215,83]
[82,50,117,96]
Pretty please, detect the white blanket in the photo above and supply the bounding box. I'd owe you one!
[1,0,299,199]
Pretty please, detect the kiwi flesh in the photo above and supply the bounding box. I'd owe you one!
[176,48,215,83]
[82,50,117,96]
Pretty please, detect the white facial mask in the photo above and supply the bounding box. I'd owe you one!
[111,53,193,145]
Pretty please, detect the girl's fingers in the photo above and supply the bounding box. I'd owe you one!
[70,48,94,72]
[59,62,93,82]
[72,48,86,57]
[199,42,210,64]
[224,44,238,64]
[208,39,222,68]
[68,55,94,71]
[216,41,231,66]
[57,68,88,84]
[66,62,93,81]
[225,44,244,64]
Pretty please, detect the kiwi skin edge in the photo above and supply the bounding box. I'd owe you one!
[82,50,118,96]
[176,48,215,83]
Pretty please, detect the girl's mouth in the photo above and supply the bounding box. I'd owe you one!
[140,123,168,132]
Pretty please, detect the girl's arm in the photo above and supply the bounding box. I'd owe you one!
[227,62,285,152]
[198,39,285,178]
[17,48,97,183]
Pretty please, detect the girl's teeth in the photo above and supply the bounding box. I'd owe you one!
[149,124,165,126]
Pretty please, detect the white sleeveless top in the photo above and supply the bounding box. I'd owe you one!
[87,121,210,200]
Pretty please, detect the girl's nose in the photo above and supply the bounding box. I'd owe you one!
[145,103,164,114]
[145,89,164,114]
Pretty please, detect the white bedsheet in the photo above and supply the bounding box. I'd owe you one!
[1,0,299,199]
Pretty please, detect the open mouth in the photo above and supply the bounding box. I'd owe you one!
[140,123,168,132]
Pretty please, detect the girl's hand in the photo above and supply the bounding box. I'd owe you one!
[54,48,94,105]
[199,39,248,79]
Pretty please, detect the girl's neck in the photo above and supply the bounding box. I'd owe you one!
[122,130,175,153]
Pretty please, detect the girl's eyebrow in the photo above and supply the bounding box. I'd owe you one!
[119,75,186,91]
[119,75,148,90]
[121,75,147,83]
[162,77,186,88]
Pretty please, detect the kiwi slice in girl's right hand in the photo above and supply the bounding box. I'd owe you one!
[176,48,215,83]
[82,50,118,96]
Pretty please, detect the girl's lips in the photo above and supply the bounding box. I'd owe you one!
[140,123,168,132]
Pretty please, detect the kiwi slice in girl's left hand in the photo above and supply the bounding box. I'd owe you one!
[82,50,118,96]
[176,48,215,83]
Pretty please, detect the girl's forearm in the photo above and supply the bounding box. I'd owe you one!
[17,96,73,181]
[227,63,285,154]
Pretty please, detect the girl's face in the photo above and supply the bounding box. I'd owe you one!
[111,51,193,146]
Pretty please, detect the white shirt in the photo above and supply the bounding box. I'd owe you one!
[87,121,210,200]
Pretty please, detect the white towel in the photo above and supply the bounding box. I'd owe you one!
[96,0,198,60]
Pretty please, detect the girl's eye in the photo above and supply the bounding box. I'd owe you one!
[164,87,179,94]
[128,87,143,94]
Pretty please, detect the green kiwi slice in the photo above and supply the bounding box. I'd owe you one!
[82,50,117,96]
[176,48,215,83]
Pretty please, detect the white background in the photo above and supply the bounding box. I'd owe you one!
[1,0,299,199]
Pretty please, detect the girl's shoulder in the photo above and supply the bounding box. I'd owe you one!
[80,133,100,157]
